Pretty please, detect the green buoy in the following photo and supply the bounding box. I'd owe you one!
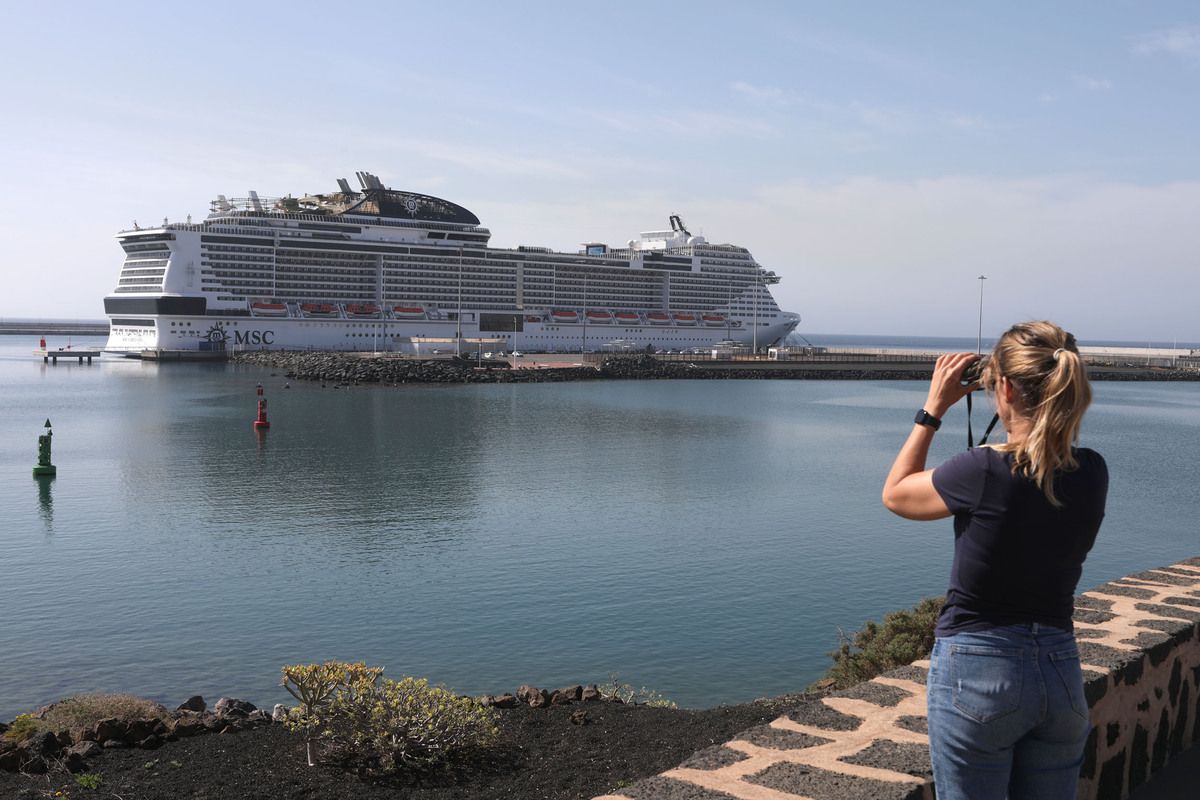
[33,418,56,476]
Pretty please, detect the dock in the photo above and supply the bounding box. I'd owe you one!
[135,349,229,362]
[35,348,101,364]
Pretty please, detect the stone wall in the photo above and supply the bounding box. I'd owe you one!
[596,557,1200,800]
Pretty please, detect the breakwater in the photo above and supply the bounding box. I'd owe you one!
[231,351,1200,384]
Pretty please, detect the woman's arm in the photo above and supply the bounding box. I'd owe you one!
[882,352,978,520]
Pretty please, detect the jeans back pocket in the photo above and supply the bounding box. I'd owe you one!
[950,644,1023,723]
[1049,648,1091,722]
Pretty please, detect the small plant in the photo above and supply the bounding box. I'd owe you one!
[169,759,183,768]
[143,758,159,769]
[74,772,102,790]
[818,596,944,689]
[597,674,677,708]
[322,675,498,772]
[3,713,42,742]
[281,661,383,767]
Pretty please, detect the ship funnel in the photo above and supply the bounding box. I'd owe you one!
[248,190,263,212]
[337,178,352,194]
[356,171,383,190]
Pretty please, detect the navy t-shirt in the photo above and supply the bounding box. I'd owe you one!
[931,446,1108,637]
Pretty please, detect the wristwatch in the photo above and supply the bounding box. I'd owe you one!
[914,409,942,430]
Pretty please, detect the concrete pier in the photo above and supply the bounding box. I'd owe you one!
[34,348,101,364]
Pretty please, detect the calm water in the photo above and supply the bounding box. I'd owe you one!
[1,336,1196,718]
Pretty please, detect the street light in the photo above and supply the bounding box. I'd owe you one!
[976,275,987,354]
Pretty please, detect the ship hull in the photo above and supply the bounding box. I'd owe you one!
[105,313,799,355]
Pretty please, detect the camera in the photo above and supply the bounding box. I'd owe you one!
[961,355,989,386]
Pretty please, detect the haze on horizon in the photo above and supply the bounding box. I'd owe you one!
[1,2,1198,343]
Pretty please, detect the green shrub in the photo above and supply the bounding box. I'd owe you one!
[40,693,166,731]
[281,662,495,773]
[74,772,103,790]
[3,713,42,742]
[322,675,498,772]
[819,596,944,690]
[281,661,383,767]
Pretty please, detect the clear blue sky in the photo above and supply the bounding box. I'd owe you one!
[2,1,1198,341]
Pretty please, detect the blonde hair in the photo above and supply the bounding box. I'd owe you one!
[983,321,1092,506]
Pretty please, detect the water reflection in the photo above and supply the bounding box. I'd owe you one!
[35,475,54,530]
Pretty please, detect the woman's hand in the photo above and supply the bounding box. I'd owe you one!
[881,351,979,519]
[924,352,980,418]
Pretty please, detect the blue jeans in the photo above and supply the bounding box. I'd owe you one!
[927,624,1092,800]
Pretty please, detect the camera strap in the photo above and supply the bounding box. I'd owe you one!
[966,392,1000,448]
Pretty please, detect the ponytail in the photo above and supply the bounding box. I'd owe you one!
[987,322,1092,506]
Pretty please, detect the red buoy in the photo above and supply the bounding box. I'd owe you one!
[253,397,270,429]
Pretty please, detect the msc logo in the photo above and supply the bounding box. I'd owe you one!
[205,323,228,343]
[204,322,274,345]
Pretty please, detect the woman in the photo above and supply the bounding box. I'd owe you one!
[882,321,1108,800]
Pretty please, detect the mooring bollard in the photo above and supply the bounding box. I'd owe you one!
[33,418,56,476]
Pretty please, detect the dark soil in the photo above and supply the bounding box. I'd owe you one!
[0,695,814,800]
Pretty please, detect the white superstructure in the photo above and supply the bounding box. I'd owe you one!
[104,173,799,354]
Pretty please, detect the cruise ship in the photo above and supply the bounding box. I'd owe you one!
[104,173,799,355]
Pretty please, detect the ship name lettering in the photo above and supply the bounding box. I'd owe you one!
[234,330,275,345]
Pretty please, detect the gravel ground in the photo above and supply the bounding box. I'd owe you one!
[0,695,814,800]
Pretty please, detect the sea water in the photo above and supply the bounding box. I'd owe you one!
[0,336,1196,717]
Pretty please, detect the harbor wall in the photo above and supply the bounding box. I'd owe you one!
[230,351,1200,383]
[598,557,1200,800]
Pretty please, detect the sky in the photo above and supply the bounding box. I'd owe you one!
[1,1,1198,341]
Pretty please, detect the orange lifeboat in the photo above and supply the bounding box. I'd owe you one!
[345,303,381,318]
[674,313,697,326]
[301,303,338,317]
[251,302,288,317]
[585,310,612,323]
[392,306,426,319]
[702,314,727,326]
[550,309,579,323]
[614,312,640,324]
[647,311,671,325]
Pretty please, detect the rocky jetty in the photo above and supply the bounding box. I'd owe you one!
[232,352,934,384]
[232,350,1200,384]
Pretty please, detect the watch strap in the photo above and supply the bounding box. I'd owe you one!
[914,409,942,430]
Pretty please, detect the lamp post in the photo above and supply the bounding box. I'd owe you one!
[976,275,987,354]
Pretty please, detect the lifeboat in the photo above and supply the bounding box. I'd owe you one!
[550,309,579,323]
[525,315,544,323]
[646,311,671,325]
[300,303,338,317]
[702,314,727,326]
[392,305,426,319]
[585,310,612,323]
[345,303,381,318]
[613,312,640,324]
[674,313,698,326]
[251,302,288,317]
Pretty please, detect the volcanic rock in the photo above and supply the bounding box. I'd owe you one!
[177,695,206,713]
